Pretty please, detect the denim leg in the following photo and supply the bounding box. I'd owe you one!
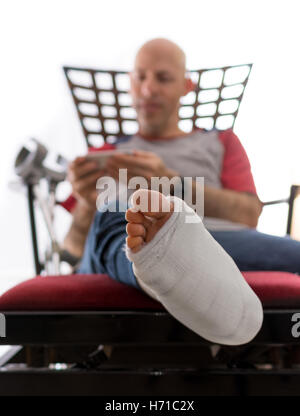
[78,199,141,290]
[210,229,300,274]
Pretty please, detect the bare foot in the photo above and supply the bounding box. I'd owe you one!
[125,189,174,253]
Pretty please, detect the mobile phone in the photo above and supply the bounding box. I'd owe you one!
[86,150,133,168]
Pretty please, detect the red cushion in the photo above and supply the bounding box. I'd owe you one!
[0,274,162,311]
[0,271,300,311]
[243,271,300,308]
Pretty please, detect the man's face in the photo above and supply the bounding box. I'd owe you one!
[130,49,187,136]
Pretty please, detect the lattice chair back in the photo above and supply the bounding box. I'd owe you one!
[63,64,252,148]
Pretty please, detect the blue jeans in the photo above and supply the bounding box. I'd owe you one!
[79,199,140,289]
[78,201,300,290]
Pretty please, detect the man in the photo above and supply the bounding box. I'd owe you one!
[61,38,297,344]
[65,37,300,272]
[64,38,262,256]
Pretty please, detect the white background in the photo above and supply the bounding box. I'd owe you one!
[0,0,299,292]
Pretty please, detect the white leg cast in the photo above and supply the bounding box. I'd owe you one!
[126,195,263,346]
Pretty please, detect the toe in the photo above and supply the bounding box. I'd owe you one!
[126,235,144,251]
[126,208,153,229]
[125,209,145,223]
[126,223,146,238]
[131,189,172,219]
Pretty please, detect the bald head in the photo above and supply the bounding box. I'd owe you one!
[130,38,193,138]
[135,38,186,75]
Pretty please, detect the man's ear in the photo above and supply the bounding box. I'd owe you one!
[183,77,196,96]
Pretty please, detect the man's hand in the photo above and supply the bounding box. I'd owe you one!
[67,156,107,211]
[106,149,178,186]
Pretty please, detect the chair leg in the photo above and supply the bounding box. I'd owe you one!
[25,346,48,367]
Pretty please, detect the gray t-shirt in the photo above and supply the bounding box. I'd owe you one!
[115,129,255,231]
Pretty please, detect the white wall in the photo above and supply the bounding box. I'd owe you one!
[0,0,299,285]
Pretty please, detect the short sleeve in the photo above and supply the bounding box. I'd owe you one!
[218,129,257,195]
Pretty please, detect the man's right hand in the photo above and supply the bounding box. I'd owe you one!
[67,156,107,211]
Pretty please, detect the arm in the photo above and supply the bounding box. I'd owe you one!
[164,171,262,228]
[63,200,96,258]
[200,129,262,227]
[193,182,263,228]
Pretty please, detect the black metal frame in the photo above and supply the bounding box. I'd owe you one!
[1,309,300,346]
[27,184,43,275]
[261,184,300,236]
[63,64,253,147]
[287,185,300,235]
[1,310,300,395]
